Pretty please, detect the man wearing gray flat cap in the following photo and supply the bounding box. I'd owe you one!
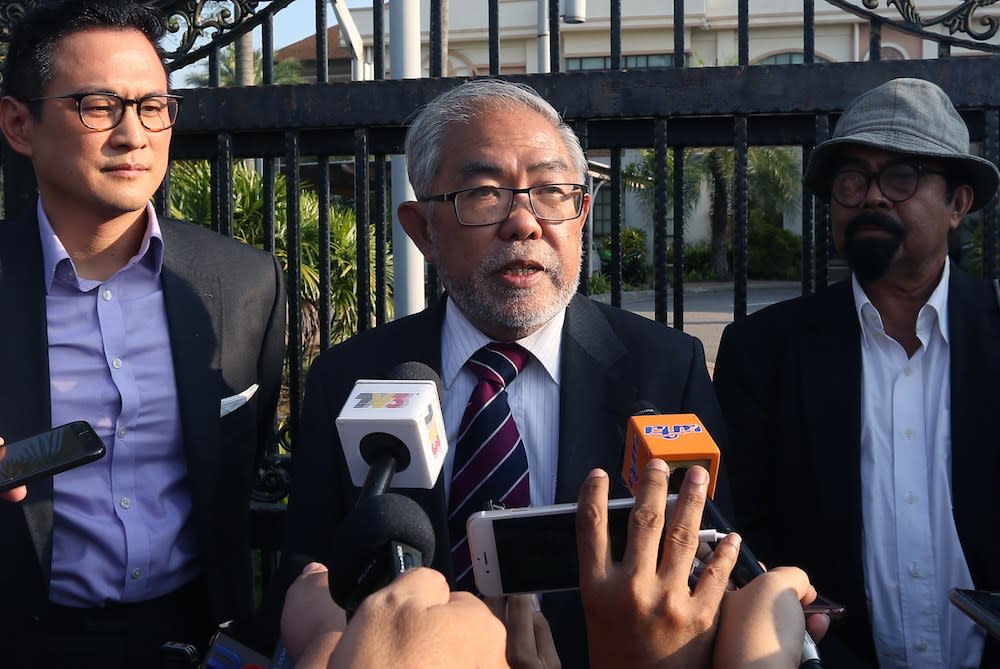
[714,77,1000,668]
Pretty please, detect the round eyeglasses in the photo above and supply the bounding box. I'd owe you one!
[418,183,588,226]
[28,92,183,132]
[830,161,946,208]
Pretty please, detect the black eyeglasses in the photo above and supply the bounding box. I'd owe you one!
[28,92,183,132]
[418,183,588,227]
[831,161,947,208]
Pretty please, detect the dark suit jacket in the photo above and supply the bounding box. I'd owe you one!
[713,270,1000,668]
[0,212,286,658]
[278,293,728,667]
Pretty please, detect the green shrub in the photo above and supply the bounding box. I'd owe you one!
[747,217,801,280]
[588,271,611,295]
[599,227,650,288]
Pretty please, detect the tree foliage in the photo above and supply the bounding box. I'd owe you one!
[184,45,304,87]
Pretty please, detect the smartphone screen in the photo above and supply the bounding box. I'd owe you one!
[0,421,106,491]
[489,503,633,594]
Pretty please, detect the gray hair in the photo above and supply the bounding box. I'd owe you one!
[404,78,589,196]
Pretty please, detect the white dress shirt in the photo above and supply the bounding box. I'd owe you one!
[440,298,563,507]
[855,261,985,668]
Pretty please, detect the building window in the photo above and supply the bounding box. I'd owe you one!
[566,53,684,71]
[592,185,612,237]
[755,52,832,65]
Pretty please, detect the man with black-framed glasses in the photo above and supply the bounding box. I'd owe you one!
[714,77,1000,668]
[276,78,729,668]
[0,1,286,667]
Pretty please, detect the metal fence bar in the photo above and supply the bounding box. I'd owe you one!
[610,0,622,70]
[212,133,233,237]
[653,117,668,324]
[429,0,443,77]
[813,114,831,289]
[672,146,685,330]
[610,149,623,307]
[489,0,500,75]
[354,128,372,334]
[733,116,748,320]
[374,154,389,325]
[984,109,999,278]
[372,0,385,80]
[315,0,329,83]
[283,130,303,433]
[318,155,332,350]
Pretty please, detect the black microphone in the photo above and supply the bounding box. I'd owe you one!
[327,362,447,614]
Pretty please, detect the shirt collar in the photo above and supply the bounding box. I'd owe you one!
[440,297,565,390]
[38,199,165,293]
[851,259,950,345]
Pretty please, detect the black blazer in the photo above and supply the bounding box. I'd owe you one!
[713,270,1000,667]
[0,213,286,652]
[278,293,727,667]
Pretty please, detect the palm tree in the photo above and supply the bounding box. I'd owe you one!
[627,145,800,278]
[184,45,304,87]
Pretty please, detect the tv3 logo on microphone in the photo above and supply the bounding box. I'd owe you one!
[626,423,703,489]
[353,392,415,409]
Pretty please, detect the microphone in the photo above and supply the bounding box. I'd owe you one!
[336,361,448,496]
[621,405,822,668]
[327,362,446,614]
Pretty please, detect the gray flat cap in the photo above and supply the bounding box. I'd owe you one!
[804,77,1000,211]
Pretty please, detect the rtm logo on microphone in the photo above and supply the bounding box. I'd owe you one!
[424,403,444,458]
[353,392,417,409]
[643,423,702,440]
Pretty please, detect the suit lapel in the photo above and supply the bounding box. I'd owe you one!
[0,214,56,576]
[159,221,224,549]
[554,295,630,502]
[800,282,866,580]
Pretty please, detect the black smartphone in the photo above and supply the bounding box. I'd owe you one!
[950,588,1000,639]
[0,421,106,492]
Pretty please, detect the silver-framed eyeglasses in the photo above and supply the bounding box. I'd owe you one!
[831,161,947,208]
[418,183,588,226]
[28,92,183,132]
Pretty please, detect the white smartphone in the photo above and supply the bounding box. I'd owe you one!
[466,495,678,596]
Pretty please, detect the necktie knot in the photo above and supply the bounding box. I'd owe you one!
[468,342,530,389]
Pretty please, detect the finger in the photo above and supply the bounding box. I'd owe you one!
[506,595,540,668]
[621,459,669,576]
[532,609,561,669]
[766,566,812,601]
[575,468,610,586]
[484,594,508,622]
[806,613,831,642]
[382,567,451,608]
[692,532,740,601]
[657,465,710,587]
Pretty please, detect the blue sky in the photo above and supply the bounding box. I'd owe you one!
[270,1,368,50]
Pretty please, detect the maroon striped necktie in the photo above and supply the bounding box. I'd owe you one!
[448,341,531,590]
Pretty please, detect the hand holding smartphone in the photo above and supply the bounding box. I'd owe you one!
[0,421,106,493]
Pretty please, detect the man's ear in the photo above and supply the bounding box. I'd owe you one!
[0,96,35,158]
[397,201,436,262]
[948,183,974,230]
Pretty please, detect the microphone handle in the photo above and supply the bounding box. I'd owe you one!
[360,453,397,500]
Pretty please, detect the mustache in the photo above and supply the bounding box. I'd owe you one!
[843,211,906,239]
[479,244,558,275]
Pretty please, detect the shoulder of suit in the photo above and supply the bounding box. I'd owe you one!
[572,293,698,348]
[159,217,276,262]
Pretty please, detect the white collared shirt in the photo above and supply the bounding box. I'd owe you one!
[440,298,563,507]
[855,261,984,668]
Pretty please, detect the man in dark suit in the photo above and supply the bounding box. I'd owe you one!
[279,78,726,667]
[714,78,1000,668]
[0,2,286,667]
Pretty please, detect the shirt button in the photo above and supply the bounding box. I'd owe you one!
[112,358,123,369]
[120,498,131,510]
[102,289,113,301]
[917,641,928,652]
[910,565,921,578]
[904,367,913,376]
[904,428,914,439]
[117,427,127,438]
[904,493,917,504]
[131,568,142,580]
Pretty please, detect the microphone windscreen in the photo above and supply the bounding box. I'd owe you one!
[388,361,444,400]
[328,492,436,607]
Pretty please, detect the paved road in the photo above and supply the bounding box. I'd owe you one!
[593,281,802,372]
